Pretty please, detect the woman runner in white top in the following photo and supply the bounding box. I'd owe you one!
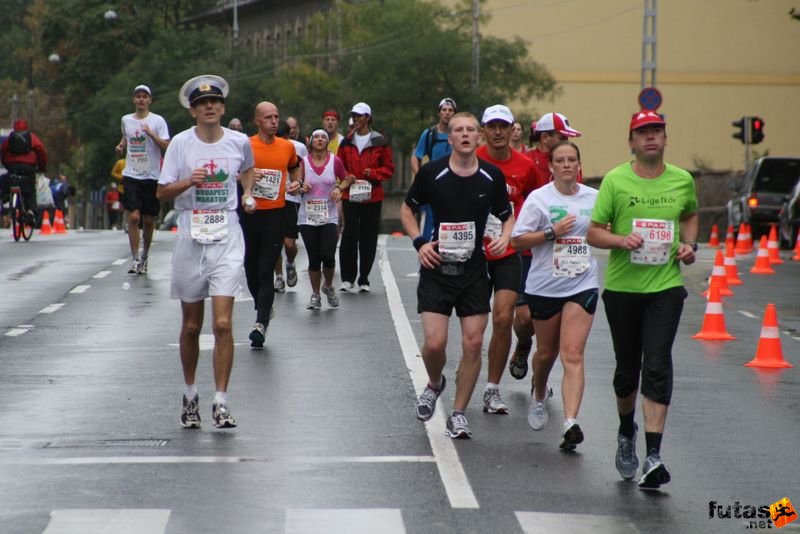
[299,129,350,309]
[511,141,599,451]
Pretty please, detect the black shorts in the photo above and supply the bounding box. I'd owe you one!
[417,260,491,317]
[517,254,532,306]
[487,252,521,293]
[525,288,599,321]
[284,201,299,239]
[602,286,688,405]
[122,177,160,216]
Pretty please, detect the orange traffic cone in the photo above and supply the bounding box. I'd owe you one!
[708,224,720,247]
[793,229,800,262]
[734,223,751,254]
[766,225,783,265]
[53,209,67,234]
[724,225,735,250]
[693,279,735,341]
[39,211,53,235]
[703,249,733,297]
[750,236,775,274]
[745,304,793,368]
[744,224,754,252]
[724,242,743,285]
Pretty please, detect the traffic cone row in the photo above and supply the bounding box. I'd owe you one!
[734,223,753,254]
[53,209,67,234]
[40,211,53,235]
[708,224,720,248]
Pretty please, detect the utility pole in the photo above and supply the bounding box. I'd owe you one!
[471,0,480,95]
[641,0,657,89]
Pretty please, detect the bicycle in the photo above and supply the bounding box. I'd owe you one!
[8,173,35,242]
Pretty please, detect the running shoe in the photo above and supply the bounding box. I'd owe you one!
[559,421,584,451]
[615,423,640,480]
[322,285,340,307]
[138,257,148,275]
[445,412,472,439]
[307,294,322,310]
[527,396,548,430]
[180,394,201,429]
[128,258,141,274]
[286,263,298,287]
[638,452,671,490]
[340,281,355,293]
[482,388,509,414]
[249,323,266,349]
[415,376,446,421]
[211,402,237,428]
[358,284,371,293]
[274,275,286,293]
[509,342,532,380]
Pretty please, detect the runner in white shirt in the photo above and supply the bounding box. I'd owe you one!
[511,141,598,451]
[298,129,350,309]
[156,75,255,430]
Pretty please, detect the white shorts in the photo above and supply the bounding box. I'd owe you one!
[170,224,245,303]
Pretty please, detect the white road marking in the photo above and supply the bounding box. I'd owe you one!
[25,455,435,465]
[738,310,758,319]
[39,303,65,314]
[379,235,479,509]
[516,511,640,533]
[285,508,405,534]
[112,258,127,266]
[43,509,170,534]
[168,334,246,350]
[5,328,29,337]
[70,285,91,294]
[405,272,418,278]
[92,270,112,278]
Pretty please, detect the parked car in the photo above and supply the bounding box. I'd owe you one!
[726,157,800,241]
[778,179,800,249]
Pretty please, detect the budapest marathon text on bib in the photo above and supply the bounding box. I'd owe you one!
[630,218,674,265]
[253,168,282,200]
[552,236,590,277]
[190,209,228,244]
[438,221,476,263]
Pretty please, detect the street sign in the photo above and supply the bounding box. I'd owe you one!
[638,87,663,111]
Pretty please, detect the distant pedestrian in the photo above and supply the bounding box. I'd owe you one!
[228,118,244,132]
[105,182,124,229]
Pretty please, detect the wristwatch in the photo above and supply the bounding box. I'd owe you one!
[684,241,698,252]
[544,227,556,242]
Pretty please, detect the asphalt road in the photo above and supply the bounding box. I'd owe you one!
[1,229,798,534]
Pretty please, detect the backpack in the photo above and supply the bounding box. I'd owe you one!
[8,130,32,155]
[423,125,446,160]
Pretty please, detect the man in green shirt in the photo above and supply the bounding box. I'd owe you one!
[587,110,698,490]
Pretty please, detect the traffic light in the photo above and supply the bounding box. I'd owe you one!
[732,117,749,144]
[750,116,765,144]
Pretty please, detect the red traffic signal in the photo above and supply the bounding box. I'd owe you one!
[750,116,765,144]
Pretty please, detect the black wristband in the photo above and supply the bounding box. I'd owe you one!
[413,236,429,251]
[544,226,556,241]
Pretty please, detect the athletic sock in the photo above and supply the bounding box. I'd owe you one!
[486,382,498,391]
[184,384,197,400]
[618,411,636,439]
[645,432,662,456]
[214,391,227,405]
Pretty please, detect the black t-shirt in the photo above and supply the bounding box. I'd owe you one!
[406,157,511,262]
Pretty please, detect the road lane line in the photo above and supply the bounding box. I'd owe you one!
[112,258,127,265]
[516,511,640,533]
[43,509,170,534]
[70,285,91,294]
[286,508,405,534]
[93,270,112,278]
[379,235,480,509]
[39,303,65,314]
[25,455,436,465]
[738,310,758,319]
[5,328,29,337]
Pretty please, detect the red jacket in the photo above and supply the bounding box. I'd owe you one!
[337,130,394,203]
[1,120,47,173]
